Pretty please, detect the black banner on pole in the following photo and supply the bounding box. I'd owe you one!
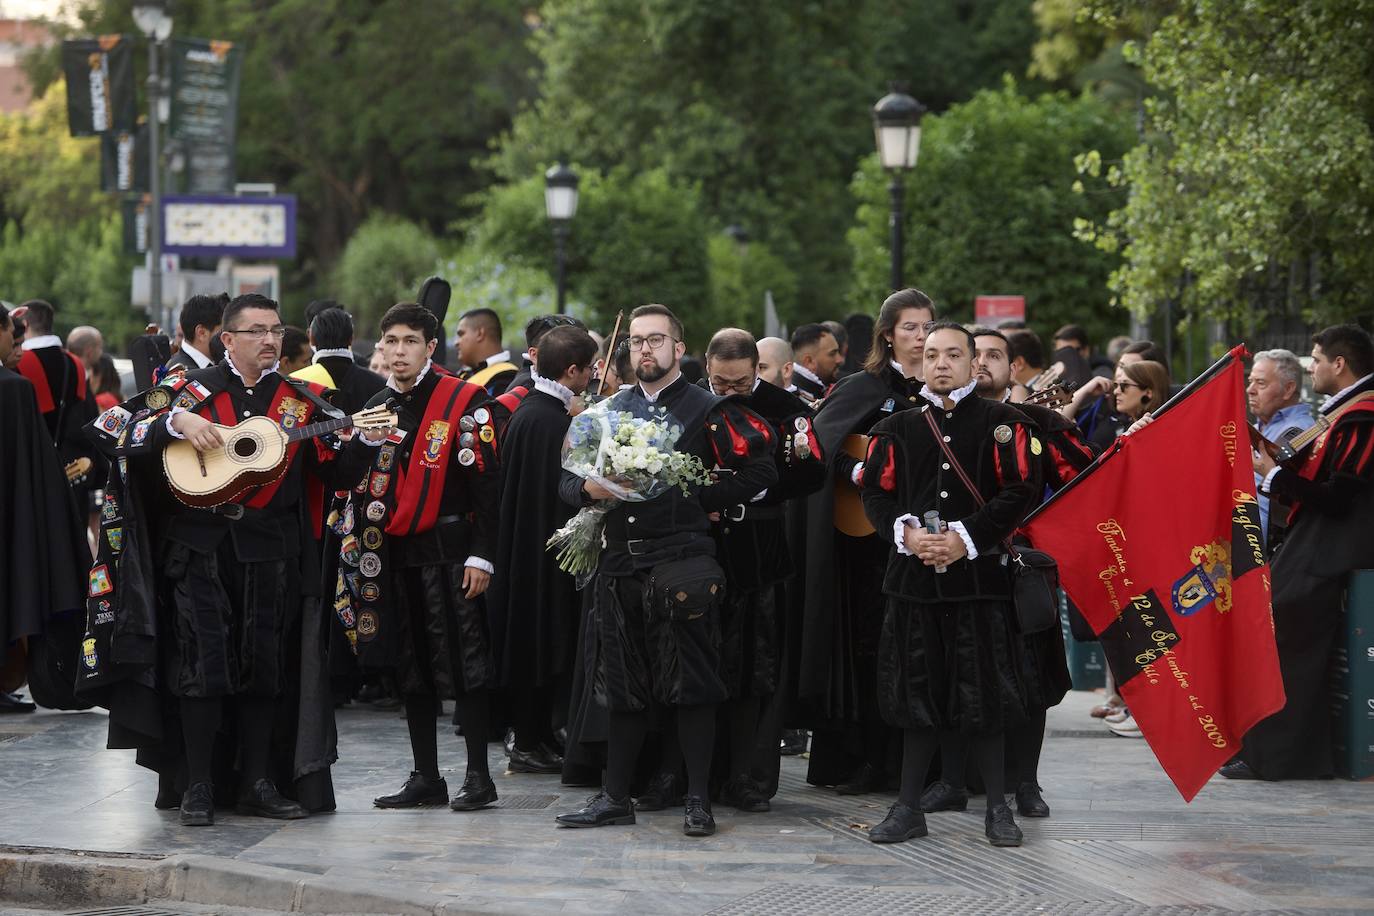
[169,37,242,193]
[101,121,150,192]
[122,194,152,255]
[61,36,137,136]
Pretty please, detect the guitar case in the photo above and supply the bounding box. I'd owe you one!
[129,333,171,392]
[417,276,452,368]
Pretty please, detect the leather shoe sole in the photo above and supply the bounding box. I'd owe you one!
[235,802,309,820]
[374,792,448,808]
[683,819,716,837]
[179,808,214,827]
[450,784,498,811]
[555,813,635,828]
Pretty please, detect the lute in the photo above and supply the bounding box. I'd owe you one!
[163,401,398,509]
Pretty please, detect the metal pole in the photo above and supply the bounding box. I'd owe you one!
[888,174,904,291]
[554,223,568,314]
[147,37,164,331]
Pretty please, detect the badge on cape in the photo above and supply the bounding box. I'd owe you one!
[106,527,123,552]
[131,418,153,444]
[96,406,131,436]
[360,582,380,602]
[459,416,476,432]
[459,432,475,449]
[339,503,355,535]
[362,526,382,550]
[793,417,809,432]
[277,396,309,430]
[1030,436,1043,456]
[82,637,98,669]
[424,420,450,464]
[88,565,113,597]
[479,425,495,444]
[457,447,476,467]
[881,398,896,413]
[145,388,171,411]
[341,535,361,567]
[359,552,382,577]
[339,606,356,628]
[369,472,390,498]
[357,611,378,638]
[794,435,811,460]
[366,500,386,522]
[473,407,491,425]
[377,445,395,471]
[993,424,1013,444]
[101,499,119,522]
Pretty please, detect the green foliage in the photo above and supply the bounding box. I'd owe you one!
[332,215,439,332]
[847,80,1135,344]
[706,235,798,336]
[1082,0,1374,325]
[438,249,587,351]
[468,167,714,347]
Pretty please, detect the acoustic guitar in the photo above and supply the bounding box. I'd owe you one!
[163,402,397,509]
[65,457,92,485]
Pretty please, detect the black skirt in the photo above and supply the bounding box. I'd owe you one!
[393,561,495,698]
[1018,624,1072,712]
[877,597,1027,735]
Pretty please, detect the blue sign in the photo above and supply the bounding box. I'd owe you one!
[160,194,296,259]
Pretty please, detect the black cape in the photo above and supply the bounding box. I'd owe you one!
[487,389,580,689]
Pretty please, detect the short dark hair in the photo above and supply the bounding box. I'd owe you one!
[1122,339,1169,372]
[281,326,310,362]
[1006,329,1044,369]
[535,325,598,379]
[180,293,228,339]
[821,320,847,351]
[19,299,53,334]
[629,303,684,342]
[305,299,342,325]
[969,325,1009,347]
[1053,324,1089,348]
[310,307,355,350]
[524,314,585,349]
[221,293,280,331]
[612,338,633,380]
[791,323,833,354]
[0,304,11,333]
[705,328,759,366]
[460,307,502,341]
[380,302,439,341]
[865,288,936,375]
[924,320,977,353]
[1313,324,1374,378]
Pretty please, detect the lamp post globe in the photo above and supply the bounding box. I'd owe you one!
[872,87,925,291]
[545,161,579,314]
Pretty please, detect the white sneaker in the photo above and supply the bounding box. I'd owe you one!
[1108,714,1143,737]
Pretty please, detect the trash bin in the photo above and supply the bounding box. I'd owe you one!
[1332,570,1374,781]
[1059,590,1106,690]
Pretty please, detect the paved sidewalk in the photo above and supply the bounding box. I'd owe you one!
[1,692,1371,914]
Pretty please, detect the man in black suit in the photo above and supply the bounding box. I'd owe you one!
[292,306,387,414]
[165,294,227,373]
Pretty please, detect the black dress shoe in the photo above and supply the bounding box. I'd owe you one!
[720,776,770,813]
[179,782,215,827]
[985,803,1023,847]
[0,691,36,713]
[683,795,716,837]
[836,763,881,796]
[1219,760,1259,780]
[508,744,563,774]
[450,773,498,811]
[551,728,568,755]
[919,779,969,812]
[869,802,927,843]
[374,771,449,808]
[236,778,310,820]
[634,772,683,811]
[780,729,808,756]
[556,790,635,828]
[1015,782,1050,817]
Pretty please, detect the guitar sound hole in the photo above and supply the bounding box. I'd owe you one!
[233,436,259,459]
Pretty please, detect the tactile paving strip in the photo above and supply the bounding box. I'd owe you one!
[67,908,194,916]
[492,793,560,810]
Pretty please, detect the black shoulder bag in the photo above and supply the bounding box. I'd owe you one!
[921,409,1059,634]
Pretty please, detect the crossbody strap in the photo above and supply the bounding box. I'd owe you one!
[920,406,1018,559]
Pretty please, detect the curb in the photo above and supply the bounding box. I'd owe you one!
[0,847,483,915]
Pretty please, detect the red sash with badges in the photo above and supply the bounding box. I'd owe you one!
[387,375,483,536]
[201,380,320,508]
[1289,392,1374,520]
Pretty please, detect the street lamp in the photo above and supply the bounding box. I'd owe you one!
[544,161,579,315]
[872,85,925,291]
[133,1,173,330]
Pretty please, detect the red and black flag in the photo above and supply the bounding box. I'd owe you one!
[1021,345,1285,800]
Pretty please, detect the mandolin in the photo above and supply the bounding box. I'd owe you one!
[65,457,92,485]
[163,402,398,509]
[1023,384,1071,410]
[833,434,876,537]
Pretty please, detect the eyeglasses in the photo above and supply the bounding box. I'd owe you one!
[227,326,287,340]
[629,333,677,351]
[1113,381,1141,392]
[710,376,754,395]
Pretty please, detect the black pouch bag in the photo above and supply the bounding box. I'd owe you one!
[645,555,727,622]
[1010,547,1060,634]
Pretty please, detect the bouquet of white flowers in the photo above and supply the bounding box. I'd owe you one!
[547,393,711,581]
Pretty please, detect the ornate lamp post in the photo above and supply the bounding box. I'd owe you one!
[872,86,925,290]
[544,161,580,314]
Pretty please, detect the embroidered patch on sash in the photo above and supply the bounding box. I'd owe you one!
[278,396,309,429]
[359,552,382,577]
[362,526,382,550]
[993,424,1013,444]
[145,388,171,410]
[366,500,387,522]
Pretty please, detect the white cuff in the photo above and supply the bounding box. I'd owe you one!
[949,521,979,560]
[357,433,385,447]
[465,556,495,575]
[165,406,188,439]
[1260,467,1281,494]
[850,462,864,486]
[894,513,916,555]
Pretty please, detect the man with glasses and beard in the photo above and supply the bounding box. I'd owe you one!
[554,305,776,837]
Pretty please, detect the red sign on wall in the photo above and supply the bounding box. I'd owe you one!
[975,295,1026,323]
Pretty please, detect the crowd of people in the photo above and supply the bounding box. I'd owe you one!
[1,286,1371,850]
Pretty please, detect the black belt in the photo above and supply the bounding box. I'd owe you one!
[605,532,711,557]
[435,513,467,526]
[724,503,784,522]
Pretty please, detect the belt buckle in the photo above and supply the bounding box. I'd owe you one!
[627,538,650,556]
[727,504,747,522]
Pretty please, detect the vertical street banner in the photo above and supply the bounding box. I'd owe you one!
[1021,346,1286,800]
[100,122,150,193]
[122,194,152,255]
[169,38,242,193]
[61,36,137,136]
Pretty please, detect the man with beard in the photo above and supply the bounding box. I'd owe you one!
[790,324,842,405]
[918,328,1094,820]
[487,325,599,774]
[345,304,503,812]
[82,293,378,825]
[554,305,776,837]
[798,289,934,795]
[859,322,1041,847]
[701,329,825,811]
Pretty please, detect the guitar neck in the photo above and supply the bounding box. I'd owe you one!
[285,413,355,443]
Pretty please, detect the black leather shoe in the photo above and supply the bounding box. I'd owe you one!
[683,795,716,837]
[985,803,1023,847]
[374,771,449,808]
[508,744,563,774]
[556,790,635,828]
[869,802,927,843]
[236,778,309,820]
[1015,782,1050,817]
[919,779,969,812]
[179,782,214,827]
[1219,760,1259,780]
[720,776,770,813]
[635,772,683,811]
[836,763,881,796]
[0,691,36,713]
[780,729,808,756]
[450,773,498,811]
